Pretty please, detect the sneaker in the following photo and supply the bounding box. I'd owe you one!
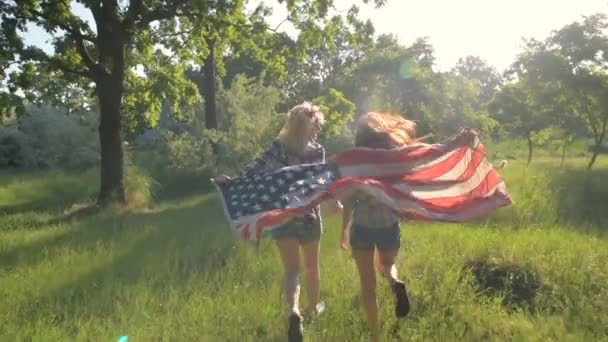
[288,312,303,342]
[306,301,326,322]
[392,281,410,318]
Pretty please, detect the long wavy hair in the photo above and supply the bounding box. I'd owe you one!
[277,101,325,155]
[354,112,417,149]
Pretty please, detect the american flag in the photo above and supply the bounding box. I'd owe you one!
[214,128,512,243]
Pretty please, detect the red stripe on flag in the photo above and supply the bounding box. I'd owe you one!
[401,147,468,182]
[335,145,440,166]
[329,169,504,215]
[340,147,468,183]
[422,170,504,210]
[241,225,250,240]
[456,143,486,182]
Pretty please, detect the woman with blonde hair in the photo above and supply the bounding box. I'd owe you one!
[340,112,424,341]
[218,102,327,342]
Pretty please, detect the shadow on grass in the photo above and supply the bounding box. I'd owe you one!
[480,162,608,233]
[7,195,237,337]
[550,167,608,231]
[0,174,96,216]
[0,198,233,280]
[0,205,114,270]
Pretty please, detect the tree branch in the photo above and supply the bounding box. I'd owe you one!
[28,9,100,75]
[136,0,188,28]
[72,33,100,76]
[158,28,197,39]
[47,57,92,79]
[164,40,189,64]
[271,17,290,32]
[101,0,117,16]
[580,91,600,139]
[125,0,144,28]
[29,9,95,42]
[0,61,19,76]
[600,111,608,144]
[88,2,102,30]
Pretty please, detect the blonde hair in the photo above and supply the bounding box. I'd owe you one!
[355,112,416,149]
[277,101,325,155]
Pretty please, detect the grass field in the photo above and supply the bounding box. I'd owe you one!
[1,158,607,341]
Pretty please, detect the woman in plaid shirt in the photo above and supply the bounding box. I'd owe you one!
[222,102,328,342]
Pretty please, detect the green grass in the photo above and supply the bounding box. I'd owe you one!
[1,158,607,341]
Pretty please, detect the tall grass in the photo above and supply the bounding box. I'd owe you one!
[0,157,606,341]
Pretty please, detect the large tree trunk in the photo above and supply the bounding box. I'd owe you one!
[526,132,533,166]
[560,143,567,168]
[587,150,599,170]
[203,39,218,130]
[588,120,607,170]
[97,74,125,205]
[96,24,127,206]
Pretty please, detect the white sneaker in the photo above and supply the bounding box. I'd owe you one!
[307,301,326,322]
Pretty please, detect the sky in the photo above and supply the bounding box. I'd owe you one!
[22,0,608,72]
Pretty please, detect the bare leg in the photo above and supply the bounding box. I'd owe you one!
[377,250,400,284]
[301,240,321,314]
[353,249,380,342]
[276,238,302,315]
[378,250,410,318]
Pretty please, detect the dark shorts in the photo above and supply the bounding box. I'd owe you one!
[350,222,400,252]
[271,218,322,243]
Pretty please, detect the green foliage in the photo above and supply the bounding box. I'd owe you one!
[319,125,355,155]
[337,35,436,125]
[435,73,499,137]
[453,56,502,107]
[215,74,283,171]
[313,88,355,139]
[132,74,282,193]
[124,164,157,209]
[489,83,548,137]
[0,105,99,169]
[0,126,27,167]
[492,14,608,167]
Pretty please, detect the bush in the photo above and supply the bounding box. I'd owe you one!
[0,105,99,170]
[132,74,284,196]
[124,164,158,208]
[215,74,283,173]
[0,127,28,167]
[320,126,355,156]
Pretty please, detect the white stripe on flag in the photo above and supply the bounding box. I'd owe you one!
[390,160,494,199]
[339,148,460,178]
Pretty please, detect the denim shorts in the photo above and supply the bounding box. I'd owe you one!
[350,222,400,252]
[271,218,322,243]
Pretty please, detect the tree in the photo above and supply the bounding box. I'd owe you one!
[196,2,380,130]
[435,72,498,137]
[0,18,27,118]
[19,65,95,116]
[276,5,377,108]
[452,55,502,109]
[509,14,608,169]
[2,0,210,204]
[313,88,356,139]
[489,82,548,165]
[336,35,447,136]
[2,0,386,205]
[548,14,608,169]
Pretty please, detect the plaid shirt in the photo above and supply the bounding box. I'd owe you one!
[242,140,325,223]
